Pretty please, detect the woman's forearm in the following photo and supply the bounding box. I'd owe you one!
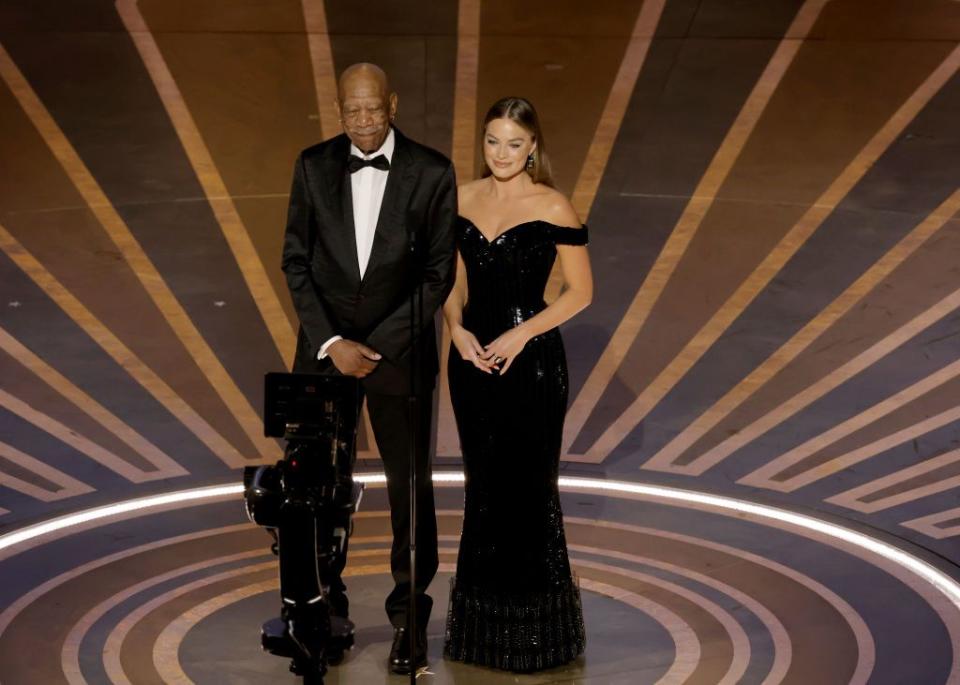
[443,251,469,333]
[443,289,466,331]
[517,287,591,340]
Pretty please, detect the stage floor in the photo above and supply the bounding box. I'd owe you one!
[1,477,958,684]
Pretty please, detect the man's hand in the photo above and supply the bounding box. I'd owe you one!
[327,339,382,378]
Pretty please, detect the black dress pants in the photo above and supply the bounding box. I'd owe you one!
[323,387,439,628]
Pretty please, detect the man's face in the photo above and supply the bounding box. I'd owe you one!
[336,74,397,153]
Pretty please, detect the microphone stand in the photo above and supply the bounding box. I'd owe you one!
[406,218,423,685]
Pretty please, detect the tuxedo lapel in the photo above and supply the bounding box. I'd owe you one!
[322,136,362,284]
[363,130,417,286]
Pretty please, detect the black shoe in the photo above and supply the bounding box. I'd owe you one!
[388,626,427,675]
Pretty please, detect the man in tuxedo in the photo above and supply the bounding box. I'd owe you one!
[281,62,456,674]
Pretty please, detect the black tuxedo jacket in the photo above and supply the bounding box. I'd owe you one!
[282,129,457,395]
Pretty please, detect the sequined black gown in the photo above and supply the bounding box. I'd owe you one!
[443,216,587,672]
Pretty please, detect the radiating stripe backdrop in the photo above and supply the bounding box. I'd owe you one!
[0,0,957,567]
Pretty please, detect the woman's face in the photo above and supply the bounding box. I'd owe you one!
[483,117,536,181]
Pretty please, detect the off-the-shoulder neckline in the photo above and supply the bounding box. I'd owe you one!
[457,215,585,244]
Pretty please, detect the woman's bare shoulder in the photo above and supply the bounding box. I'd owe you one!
[457,178,487,209]
[532,186,581,228]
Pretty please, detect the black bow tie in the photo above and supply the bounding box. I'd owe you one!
[348,154,390,173]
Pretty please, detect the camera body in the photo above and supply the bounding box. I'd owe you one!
[243,373,363,683]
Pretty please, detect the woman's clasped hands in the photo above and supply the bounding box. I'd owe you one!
[451,324,531,375]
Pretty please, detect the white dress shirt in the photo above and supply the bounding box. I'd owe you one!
[318,128,395,359]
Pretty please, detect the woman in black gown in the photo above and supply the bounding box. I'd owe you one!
[442,97,593,672]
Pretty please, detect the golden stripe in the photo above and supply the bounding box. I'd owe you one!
[107,547,396,684]
[146,556,701,685]
[0,326,186,478]
[740,375,960,492]
[578,42,960,463]
[902,508,960,540]
[570,0,666,221]
[574,557,749,684]
[0,440,93,501]
[827,447,960,514]
[357,401,381,460]
[89,536,694,683]
[301,0,341,139]
[0,388,152,483]
[565,516,877,683]
[693,286,960,476]
[62,549,268,685]
[0,42,281,460]
[562,0,831,455]
[104,563,278,685]
[69,541,765,685]
[116,0,296,369]
[647,189,960,472]
[0,523,253,633]
[107,539,450,684]
[452,0,481,182]
[151,567,396,685]
[578,578,700,683]
[0,223,246,467]
[437,0,483,458]
[571,543,791,683]
[544,0,667,304]
[437,335,461,458]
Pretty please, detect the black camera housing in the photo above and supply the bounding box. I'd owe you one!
[242,373,363,684]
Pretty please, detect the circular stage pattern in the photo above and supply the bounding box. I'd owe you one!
[1,477,958,684]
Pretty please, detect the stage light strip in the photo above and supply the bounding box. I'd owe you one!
[557,477,960,612]
[1,474,958,613]
[0,484,239,552]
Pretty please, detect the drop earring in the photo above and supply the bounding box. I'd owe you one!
[526,152,535,170]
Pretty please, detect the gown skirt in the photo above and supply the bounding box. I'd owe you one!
[443,217,588,672]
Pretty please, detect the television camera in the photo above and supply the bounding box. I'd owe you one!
[242,372,363,684]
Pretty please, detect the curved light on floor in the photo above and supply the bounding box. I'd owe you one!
[0,484,241,552]
[557,476,960,612]
[1,473,958,612]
